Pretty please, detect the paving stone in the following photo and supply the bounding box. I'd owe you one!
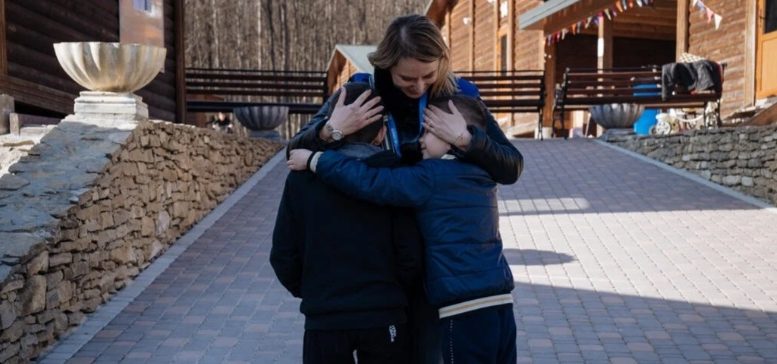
[37,141,777,362]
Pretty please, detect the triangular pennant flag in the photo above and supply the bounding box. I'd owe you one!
[706,8,714,22]
[691,0,699,6]
[611,7,618,17]
[714,14,722,29]
[605,9,612,20]
[615,0,623,12]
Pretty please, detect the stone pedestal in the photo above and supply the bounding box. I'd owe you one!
[601,128,635,142]
[247,130,282,141]
[64,92,148,127]
[0,94,14,135]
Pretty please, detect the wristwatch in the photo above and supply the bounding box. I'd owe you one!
[325,122,344,141]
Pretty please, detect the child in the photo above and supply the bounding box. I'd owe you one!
[272,82,421,363]
[288,94,517,364]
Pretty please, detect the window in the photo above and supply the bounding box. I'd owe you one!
[133,0,152,12]
[767,0,777,33]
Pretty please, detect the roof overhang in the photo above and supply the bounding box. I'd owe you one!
[327,45,376,74]
[519,0,618,35]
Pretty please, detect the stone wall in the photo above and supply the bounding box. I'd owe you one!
[0,119,282,362]
[608,126,777,205]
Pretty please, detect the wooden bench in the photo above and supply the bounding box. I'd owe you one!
[185,68,329,115]
[553,66,723,136]
[457,70,546,136]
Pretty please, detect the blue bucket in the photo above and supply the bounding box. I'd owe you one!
[633,83,660,136]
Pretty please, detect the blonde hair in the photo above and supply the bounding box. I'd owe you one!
[368,15,457,97]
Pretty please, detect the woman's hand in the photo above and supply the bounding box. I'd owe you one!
[319,87,384,140]
[424,100,472,151]
[287,149,313,171]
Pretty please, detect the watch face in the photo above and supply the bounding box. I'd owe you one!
[332,130,343,141]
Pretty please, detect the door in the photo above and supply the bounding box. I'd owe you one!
[757,0,777,98]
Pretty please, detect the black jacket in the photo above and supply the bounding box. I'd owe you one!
[287,68,524,184]
[270,145,423,330]
[661,60,723,101]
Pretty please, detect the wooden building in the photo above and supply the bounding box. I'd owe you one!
[0,0,185,124]
[520,0,777,123]
[426,0,548,136]
[429,0,777,133]
[326,45,376,95]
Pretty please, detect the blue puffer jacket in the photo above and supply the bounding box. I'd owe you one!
[316,152,514,307]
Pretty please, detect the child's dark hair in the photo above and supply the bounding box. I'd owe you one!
[328,83,385,144]
[427,94,488,130]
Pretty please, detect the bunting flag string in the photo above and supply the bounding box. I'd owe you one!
[546,0,656,45]
[692,0,723,30]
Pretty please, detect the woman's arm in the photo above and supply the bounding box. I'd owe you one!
[425,100,523,184]
[287,87,383,158]
[286,92,339,158]
[461,108,524,184]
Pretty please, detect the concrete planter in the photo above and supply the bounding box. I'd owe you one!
[53,42,166,93]
[589,103,644,130]
[53,42,166,124]
[233,106,289,140]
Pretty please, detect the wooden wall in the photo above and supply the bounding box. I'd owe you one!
[514,0,544,71]
[513,0,547,130]
[326,52,357,95]
[688,0,749,117]
[449,0,472,71]
[3,0,179,121]
[473,0,496,71]
[136,0,178,121]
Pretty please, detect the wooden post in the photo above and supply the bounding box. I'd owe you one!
[0,0,7,76]
[745,0,757,105]
[597,15,613,70]
[591,15,613,137]
[174,0,186,124]
[469,0,475,71]
[543,41,556,130]
[676,0,689,59]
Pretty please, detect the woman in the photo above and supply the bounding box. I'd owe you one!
[287,14,523,363]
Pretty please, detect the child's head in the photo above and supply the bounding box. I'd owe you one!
[330,83,386,145]
[421,95,487,159]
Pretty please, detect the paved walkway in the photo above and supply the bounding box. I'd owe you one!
[41,139,777,363]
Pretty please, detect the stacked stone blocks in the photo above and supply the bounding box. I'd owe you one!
[609,125,777,205]
[0,119,281,362]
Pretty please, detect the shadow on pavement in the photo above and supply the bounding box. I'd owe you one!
[503,249,576,266]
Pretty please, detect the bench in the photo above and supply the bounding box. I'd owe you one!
[457,70,546,137]
[185,68,329,115]
[553,66,723,136]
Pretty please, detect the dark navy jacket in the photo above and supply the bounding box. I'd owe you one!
[271,145,423,330]
[315,151,514,307]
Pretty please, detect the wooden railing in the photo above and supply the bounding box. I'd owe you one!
[185,68,329,115]
[456,70,546,116]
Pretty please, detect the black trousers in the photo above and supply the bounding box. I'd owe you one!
[439,304,517,364]
[303,324,410,364]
